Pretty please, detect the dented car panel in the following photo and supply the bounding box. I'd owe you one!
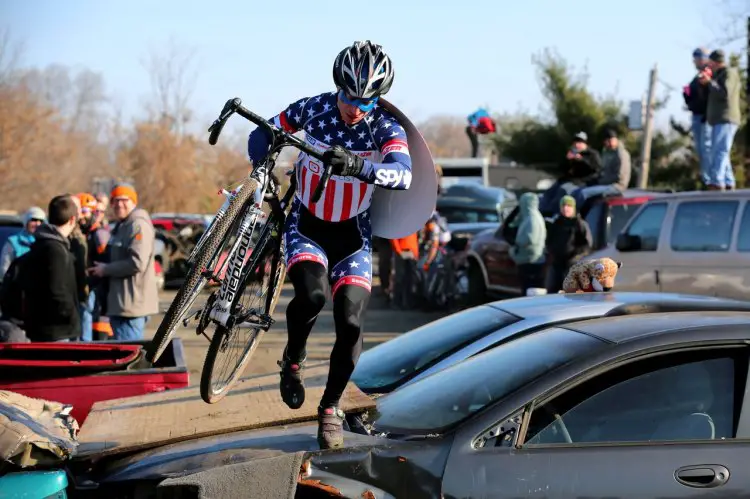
[304,436,452,499]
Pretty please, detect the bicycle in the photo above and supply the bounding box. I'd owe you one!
[145,97,335,404]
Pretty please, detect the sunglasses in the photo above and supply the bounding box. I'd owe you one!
[339,90,378,112]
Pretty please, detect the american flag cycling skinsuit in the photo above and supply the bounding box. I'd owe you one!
[248,90,412,295]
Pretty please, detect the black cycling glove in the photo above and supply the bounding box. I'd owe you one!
[322,145,364,178]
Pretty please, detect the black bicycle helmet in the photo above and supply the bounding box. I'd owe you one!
[332,40,394,99]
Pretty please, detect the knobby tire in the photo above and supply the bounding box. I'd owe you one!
[199,222,286,404]
[146,177,258,364]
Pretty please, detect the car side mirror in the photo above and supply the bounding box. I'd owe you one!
[616,233,641,252]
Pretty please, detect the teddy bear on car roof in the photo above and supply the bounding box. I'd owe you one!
[561,257,622,293]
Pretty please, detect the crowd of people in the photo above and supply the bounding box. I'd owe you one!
[0,184,159,343]
[683,48,742,191]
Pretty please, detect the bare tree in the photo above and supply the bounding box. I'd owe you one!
[0,27,24,85]
[418,115,473,157]
[142,38,199,136]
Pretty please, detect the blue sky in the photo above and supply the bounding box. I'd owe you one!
[3,0,744,137]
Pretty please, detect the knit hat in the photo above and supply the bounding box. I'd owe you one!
[560,195,576,209]
[693,47,709,59]
[709,49,725,64]
[110,183,138,205]
[23,206,46,225]
[573,131,588,143]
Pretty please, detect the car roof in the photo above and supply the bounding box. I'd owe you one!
[0,214,23,226]
[561,310,750,343]
[642,189,750,202]
[487,292,750,320]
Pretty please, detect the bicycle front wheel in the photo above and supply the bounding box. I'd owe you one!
[146,177,258,364]
[199,220,286,404]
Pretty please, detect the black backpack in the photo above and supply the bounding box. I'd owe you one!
[0,252,31,322]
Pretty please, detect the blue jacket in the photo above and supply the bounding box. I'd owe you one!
[467,108,490,127]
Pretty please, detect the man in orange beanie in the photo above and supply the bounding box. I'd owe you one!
[88,183,158,340]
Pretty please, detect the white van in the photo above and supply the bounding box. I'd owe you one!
[586,190,750,300]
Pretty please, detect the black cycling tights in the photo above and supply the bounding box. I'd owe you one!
[285,261,371,407]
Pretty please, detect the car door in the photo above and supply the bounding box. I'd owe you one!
[442,344,750,499]
[605,201,669,292]
[659,199,749,300]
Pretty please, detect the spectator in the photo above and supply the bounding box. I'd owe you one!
[509,192,546,296]
[683,47,712,186]
[77,193,107,341]
[0,206,45,279]
[545,195,593,293]
[572,128,631,210]
[94,192,110,225]
[69,195,90,336]
[87,184,158,340]
[390,232,420,310]
[539,132,601,215]
[703,49,741,191]
[466,108,497,158]
[88,198,113,340]
[24,195,81,342]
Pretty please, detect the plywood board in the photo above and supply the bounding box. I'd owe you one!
[76,362,375,458]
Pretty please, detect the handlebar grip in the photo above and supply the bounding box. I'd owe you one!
[208,98,241,145]
[310,164,333,204]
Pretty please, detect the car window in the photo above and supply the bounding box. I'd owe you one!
[351,307,520,392]
[625,203,667,251]
[606,203,644,245]
[524,352,741,446]
[370,328,603,433]
[671,201,738,252]
[439,207,500,224]
[734,203,750,252]
[0,225,22,253]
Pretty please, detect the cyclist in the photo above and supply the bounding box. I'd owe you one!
[247,40,411,449]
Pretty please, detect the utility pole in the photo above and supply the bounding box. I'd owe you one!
[638,64,658,189]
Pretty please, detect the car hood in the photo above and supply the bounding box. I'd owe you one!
[95,420,452,497]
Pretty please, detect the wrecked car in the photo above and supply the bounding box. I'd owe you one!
[350,292,750,395]
[72,310,750,498]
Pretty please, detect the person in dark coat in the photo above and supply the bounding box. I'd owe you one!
[24,194,81,342]
[545,195,593,293]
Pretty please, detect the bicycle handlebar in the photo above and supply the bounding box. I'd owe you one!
[208,97,332,203]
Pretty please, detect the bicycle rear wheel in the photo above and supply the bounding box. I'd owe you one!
[199,218,286,404]
[146,177,258,364]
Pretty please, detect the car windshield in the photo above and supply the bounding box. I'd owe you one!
[438,207,499,224]
[351,307,520,392]
[370,328,603,433]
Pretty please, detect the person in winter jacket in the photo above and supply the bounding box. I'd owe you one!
[77,193,112,341]
[390,232,420,310]
[509,193,547,296]
[466,108,497,158]
[24,195,81,342]
[683,47,712,185]
[703,49,742,190]
[539,132,601,215]
[0,206,45,280]
[87,184,158,340]
[545,195,593,293]
[572,128,631,210]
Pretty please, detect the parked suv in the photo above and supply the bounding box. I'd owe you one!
[588,190,750,301]
[465,189,669,303]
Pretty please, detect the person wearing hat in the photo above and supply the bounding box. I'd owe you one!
[700,49,741,190]
[545,195,592,293]
[87,184,158,340]
[683,47,712,185]
[0,206,46,280]
[538,131,601,215]
[571,127,631,210]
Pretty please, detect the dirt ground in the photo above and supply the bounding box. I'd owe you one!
[146,259,445,385]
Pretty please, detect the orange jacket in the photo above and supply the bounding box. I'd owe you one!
[391,233,420,258]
